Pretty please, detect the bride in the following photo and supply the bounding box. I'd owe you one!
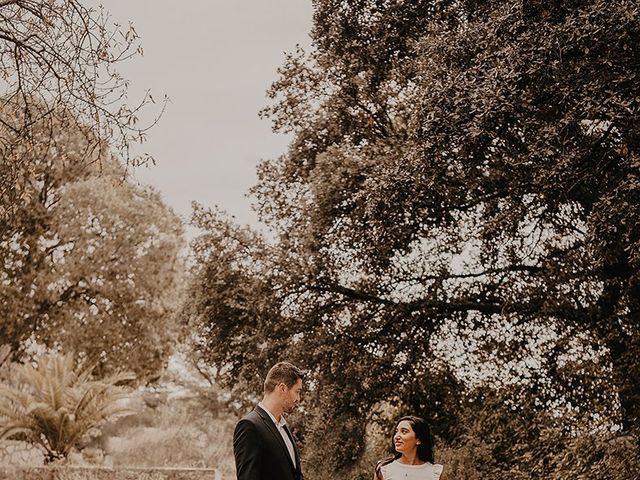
[374,416,445,480]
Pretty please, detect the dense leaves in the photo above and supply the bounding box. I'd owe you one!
[0,110,185,381]
[189,0,640,478]
[1,2,181,381]
[440,386,640,479]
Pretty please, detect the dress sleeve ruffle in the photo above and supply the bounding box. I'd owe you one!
[432,463,444,480]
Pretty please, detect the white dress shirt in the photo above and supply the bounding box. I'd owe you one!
[258,402,297,467]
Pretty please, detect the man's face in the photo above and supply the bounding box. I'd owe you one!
[280,378,303,413]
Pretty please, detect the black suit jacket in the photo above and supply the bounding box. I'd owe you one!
[233,406,303,480]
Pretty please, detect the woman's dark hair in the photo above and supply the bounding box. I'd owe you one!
[374,415,435,479]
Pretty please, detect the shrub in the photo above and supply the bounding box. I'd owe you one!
[103,395,236,478]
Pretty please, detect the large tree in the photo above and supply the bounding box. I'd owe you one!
[0,1,178,381]
[0,109,185,382]
[188,0,639,477]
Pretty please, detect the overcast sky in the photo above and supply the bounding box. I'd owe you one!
[100,1,314,229]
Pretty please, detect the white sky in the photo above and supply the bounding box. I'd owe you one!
[100,1,314,230]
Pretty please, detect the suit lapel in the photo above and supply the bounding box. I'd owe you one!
[255,406,297,473]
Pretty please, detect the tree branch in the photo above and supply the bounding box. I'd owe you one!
[309,280,590,321]
[0,0,20,8]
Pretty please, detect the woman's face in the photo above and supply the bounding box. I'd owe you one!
[393,420,420,455]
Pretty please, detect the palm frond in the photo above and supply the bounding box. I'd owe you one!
[0,345,11,366]
[101,371,137,386]
[0,424,34,441]
[76,358,99,384]
[0,352,137,462]
[0,386,31,408]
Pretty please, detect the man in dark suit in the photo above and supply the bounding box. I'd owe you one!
[233,362,305,480]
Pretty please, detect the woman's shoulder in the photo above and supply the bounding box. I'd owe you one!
[428,462,444,480]
[375,457,395,479]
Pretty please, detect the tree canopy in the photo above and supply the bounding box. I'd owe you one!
[0,0,163,224]
[0,108,185,382]
[188,0,639,478]
[0,2,181,382]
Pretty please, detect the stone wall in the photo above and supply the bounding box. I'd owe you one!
[0,466,220,480]
[0,440,44,467]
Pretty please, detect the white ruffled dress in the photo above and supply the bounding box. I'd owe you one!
[379,460,444,480]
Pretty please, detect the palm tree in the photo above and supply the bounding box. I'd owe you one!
[0,353,135,463]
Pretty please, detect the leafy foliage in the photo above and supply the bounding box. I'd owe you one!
[188,0,640,478]
[103,394,237,477]
[0,353,135,463]
[0,1,164,225]
[0,109,186,381]
[441,386,640,479]
[0,2,182,382]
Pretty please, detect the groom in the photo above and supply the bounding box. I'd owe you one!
[233,361,305,480]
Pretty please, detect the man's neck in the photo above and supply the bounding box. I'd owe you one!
[260,397,283,422]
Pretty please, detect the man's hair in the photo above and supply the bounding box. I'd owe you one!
[263,361,305,393]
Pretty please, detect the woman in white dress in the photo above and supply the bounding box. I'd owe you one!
[374,416,445,480]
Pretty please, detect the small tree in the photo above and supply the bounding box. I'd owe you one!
[0,353,135,463]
